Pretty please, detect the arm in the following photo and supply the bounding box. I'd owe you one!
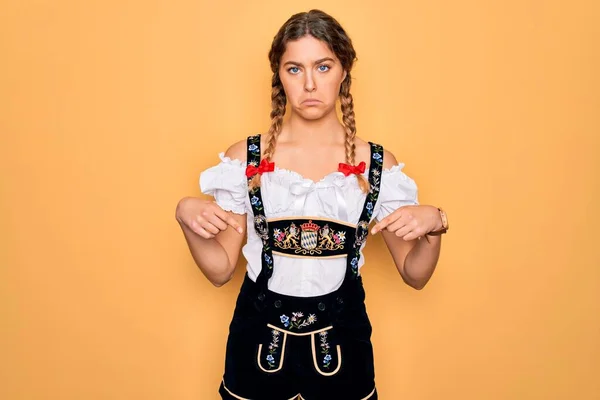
[176,201,247,287]
[380,227,441,290]
[175,140,249,287]
[373,150,444,290]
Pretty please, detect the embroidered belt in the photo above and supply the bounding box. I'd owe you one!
[268,217,356,258]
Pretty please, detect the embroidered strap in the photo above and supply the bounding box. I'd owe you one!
[246,134,274,297]
[345,142,384,280]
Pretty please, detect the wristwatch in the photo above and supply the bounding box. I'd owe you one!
[426,207,449,236]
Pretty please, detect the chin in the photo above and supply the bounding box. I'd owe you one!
[295,105,334,120]
[301,112,326,121]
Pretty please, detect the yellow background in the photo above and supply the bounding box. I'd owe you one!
[1,0,599,399]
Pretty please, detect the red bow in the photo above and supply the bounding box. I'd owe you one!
[338,161,366,176]
[246,159,275,178]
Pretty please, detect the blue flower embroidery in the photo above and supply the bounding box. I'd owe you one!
[264,254,272,264]
[251,196,260,206]
[279,313,317,330]
[319,331,332,368]
[372,153,382,161]
[350,257,358,267]
[366,202,373,211]
[266,329,280,368]
[248,144,259,152]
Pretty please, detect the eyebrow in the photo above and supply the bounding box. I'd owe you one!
[282,57,336,67]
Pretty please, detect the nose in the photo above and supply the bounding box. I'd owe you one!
[304,71,316,92]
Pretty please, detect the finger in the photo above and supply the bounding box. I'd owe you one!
[402,231,423,241]
[226,217,244,235]
[386,218,408,233]
[195,215,220,235]
[214,207,244,234]
[372,208,408,234]
[201,221,221,235]
[190,220,215,239]
[393,225,413,239]
[372,217,393,234]
[205,213,228,232]
[401,227,427,241]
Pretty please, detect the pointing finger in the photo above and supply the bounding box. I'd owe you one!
[213,207,244,234]
[372,215,395,234]
[225,216,244,234]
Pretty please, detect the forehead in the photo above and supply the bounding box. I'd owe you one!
[280,35,338,64]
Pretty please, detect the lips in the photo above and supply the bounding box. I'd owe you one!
[302,99,322,105]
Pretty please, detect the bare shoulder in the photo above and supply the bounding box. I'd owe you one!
[382,148,399,169]
[224,133,270,163]
[353,136,372,162]
[224,138,248,163]
[355,136,399,169]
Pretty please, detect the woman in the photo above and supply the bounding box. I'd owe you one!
[176,9,448,400]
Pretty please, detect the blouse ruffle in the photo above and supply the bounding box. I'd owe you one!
[199,153,248,215]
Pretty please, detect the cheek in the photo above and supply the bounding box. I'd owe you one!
[281,80,302,102]
[320,78,342,100]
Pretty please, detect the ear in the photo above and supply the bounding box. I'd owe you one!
[342,69,348,82]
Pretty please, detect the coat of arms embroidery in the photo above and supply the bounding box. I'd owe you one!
[273,220,347,255]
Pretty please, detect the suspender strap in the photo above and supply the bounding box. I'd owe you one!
[345,142,384,280]
[246,135,273,298]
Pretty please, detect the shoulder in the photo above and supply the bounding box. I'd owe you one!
[224,139,247,163]
[355,136,399,170]
[382,149,399,170]
[223,133,268,163]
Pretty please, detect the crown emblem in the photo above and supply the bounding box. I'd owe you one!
[300,220,320,232]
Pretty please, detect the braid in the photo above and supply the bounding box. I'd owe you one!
[249,74,287,190]
[340,74,369,193]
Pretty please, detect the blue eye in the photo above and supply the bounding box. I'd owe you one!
[288,67,300,74]
[318,65,330,72]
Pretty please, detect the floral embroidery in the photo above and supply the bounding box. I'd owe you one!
[348,143,383,276]
[266,329,280,368]
[365,145,383,221]
[273,220,347,255]
[319,331,332,368]
[248,143,260,154]
[247,134,275,279]
[263,253,272,265]
[280,312,317,330]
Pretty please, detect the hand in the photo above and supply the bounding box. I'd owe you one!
[371,205,442,241]
[176,197,244,239]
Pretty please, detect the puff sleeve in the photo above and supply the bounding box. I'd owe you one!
[199,152,248,215]
[373,163,419,222]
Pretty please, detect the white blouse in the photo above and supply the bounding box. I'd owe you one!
[200,151,419,297]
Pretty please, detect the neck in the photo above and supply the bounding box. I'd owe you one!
[279,111,346,145]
